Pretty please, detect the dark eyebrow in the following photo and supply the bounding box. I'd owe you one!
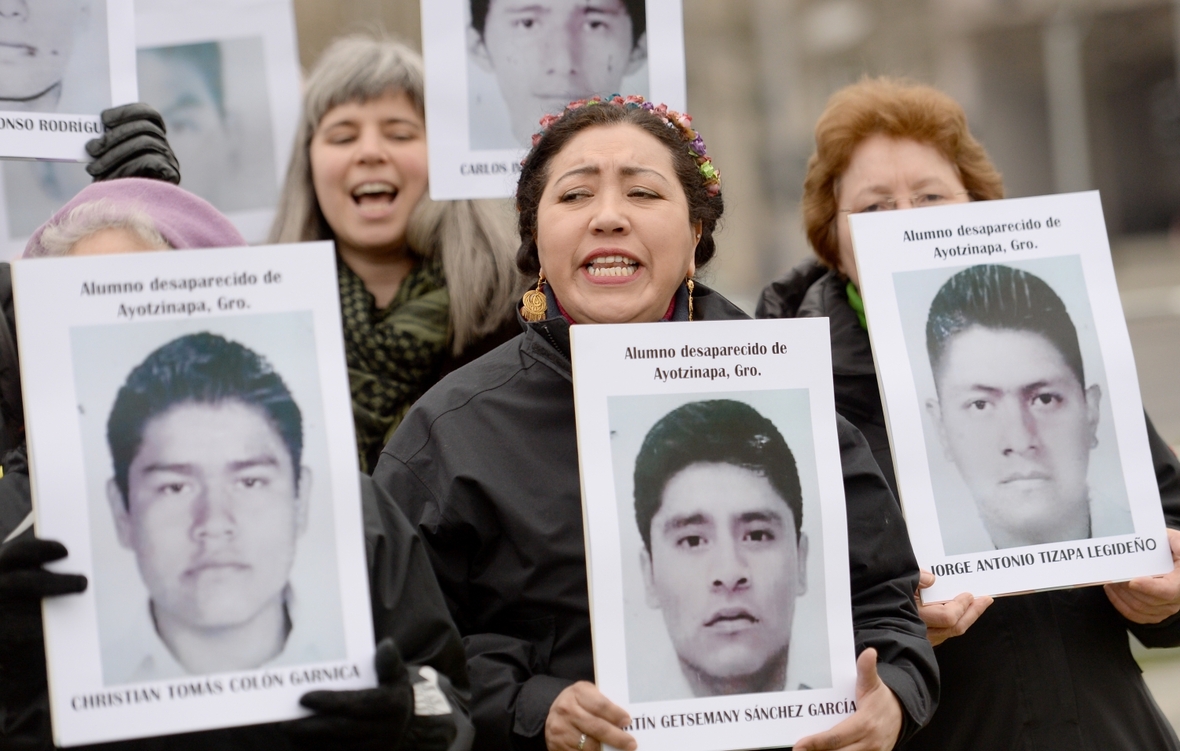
[620,166,671,183]
[228,456,281,472]
[555,165,600,183]
[139,462,196,476]
[736,510,784,525]
[663,513,710,533]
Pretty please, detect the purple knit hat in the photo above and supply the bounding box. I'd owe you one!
[23,178,247,257]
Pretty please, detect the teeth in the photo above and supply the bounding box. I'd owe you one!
[352,182,395,197]
[587,264,638,277]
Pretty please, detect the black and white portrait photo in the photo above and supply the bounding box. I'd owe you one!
[70,313,347,685]
[895,258,1133,556]
[0,0,112,114]
[609,390,831,703]
[466,0,650,149]
[2,33,286,252]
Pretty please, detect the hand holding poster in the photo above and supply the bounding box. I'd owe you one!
[13,243,375,746]
[849,191,1172,602]
[0,0,137,160]
[422,0,687,199]
[571,318,856,751]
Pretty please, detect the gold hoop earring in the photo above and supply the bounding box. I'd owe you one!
[687,277,695,322]
[521,273,548,322]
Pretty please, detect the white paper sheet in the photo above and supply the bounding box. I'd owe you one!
[571,318,856,751]
[13,242,375,747]
[849,192,1172,602]
[0,0,137,160]
[422,0,687,199]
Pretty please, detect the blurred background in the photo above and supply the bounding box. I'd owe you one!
[292,0,1180,726]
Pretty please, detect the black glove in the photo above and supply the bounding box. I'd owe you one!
[85,103,181,185]
[281,637,416,751]
[0,538,87,602]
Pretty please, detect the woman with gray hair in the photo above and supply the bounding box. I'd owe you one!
[270,35,525,471]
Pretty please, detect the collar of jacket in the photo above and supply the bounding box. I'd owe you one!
[514,280,750,378]
[796,268,877,378]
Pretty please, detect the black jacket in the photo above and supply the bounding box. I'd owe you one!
[373,282,939,751]
[758,261,1180,751]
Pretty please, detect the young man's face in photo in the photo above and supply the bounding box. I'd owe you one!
[109,400,309,632]
[137,46,231,207]
[928,326,1101,548]
[470,0,647,144]
[0,0,82,102]
[641,461,806,695]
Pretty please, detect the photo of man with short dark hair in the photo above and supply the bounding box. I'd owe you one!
[632,399,808,697]
[467,0,648,147]
[103,331,318,681]
[923,263,1125,550]
[0,0,111,113]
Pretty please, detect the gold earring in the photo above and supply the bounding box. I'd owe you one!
[687,276,695,322]
[521,273,548,322]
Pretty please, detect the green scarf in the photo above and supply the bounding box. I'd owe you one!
[338,256,450,472]
[846,280,868,330]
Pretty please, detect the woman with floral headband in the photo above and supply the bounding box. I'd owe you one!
[371,95,937,751]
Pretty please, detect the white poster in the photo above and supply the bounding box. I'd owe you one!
[571,318,856,751]
[0,0,137,160]
[849,191,1172,603]
[13,243,375,747]
[422,0,687,200]
[0,0,302,258]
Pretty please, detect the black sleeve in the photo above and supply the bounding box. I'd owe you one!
[1126,413,1180,648]
[360,473,471,715]
[371,456,563,751]
[837,416,939,743]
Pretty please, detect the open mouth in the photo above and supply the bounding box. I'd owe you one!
[351,181,398,207]
[585,254,639,278]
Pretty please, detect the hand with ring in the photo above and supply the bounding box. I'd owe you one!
[545,681,636,751]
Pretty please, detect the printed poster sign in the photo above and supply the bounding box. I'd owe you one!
[0,0,137,160]
[0,0,302,259]
[13,242,375,746]
[849,191,1172,602]
[422,0,687,199]
[571,318,856,750]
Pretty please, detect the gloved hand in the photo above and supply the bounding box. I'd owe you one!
[0,537,87,602]
[283,637,413,751]
[0,537,87,723]
[84,103,181,185]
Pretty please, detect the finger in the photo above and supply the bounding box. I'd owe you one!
[373,637,406,684]
[918,569,935,589]
[1126,573,1180,601]
[85,120,169,157]
[87,136,176,175]
[0,538,69,571]
[0,570,88,599]
[794,716,862,751]
[919,593,972,629]
[574,684,631,728]
[298,688,400,719]
[1105,583,1177,623]
[101,103,167,132]
[855,648,880,698]
[97,157,181,185]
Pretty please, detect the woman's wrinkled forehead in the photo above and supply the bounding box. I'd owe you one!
[542,122,680,189]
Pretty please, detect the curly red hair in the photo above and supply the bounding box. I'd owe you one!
[802,77,1005,270]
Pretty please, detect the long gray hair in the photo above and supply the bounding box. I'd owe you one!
[269,34,524,354]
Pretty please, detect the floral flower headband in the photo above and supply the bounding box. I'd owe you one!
[530,94,722,196]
